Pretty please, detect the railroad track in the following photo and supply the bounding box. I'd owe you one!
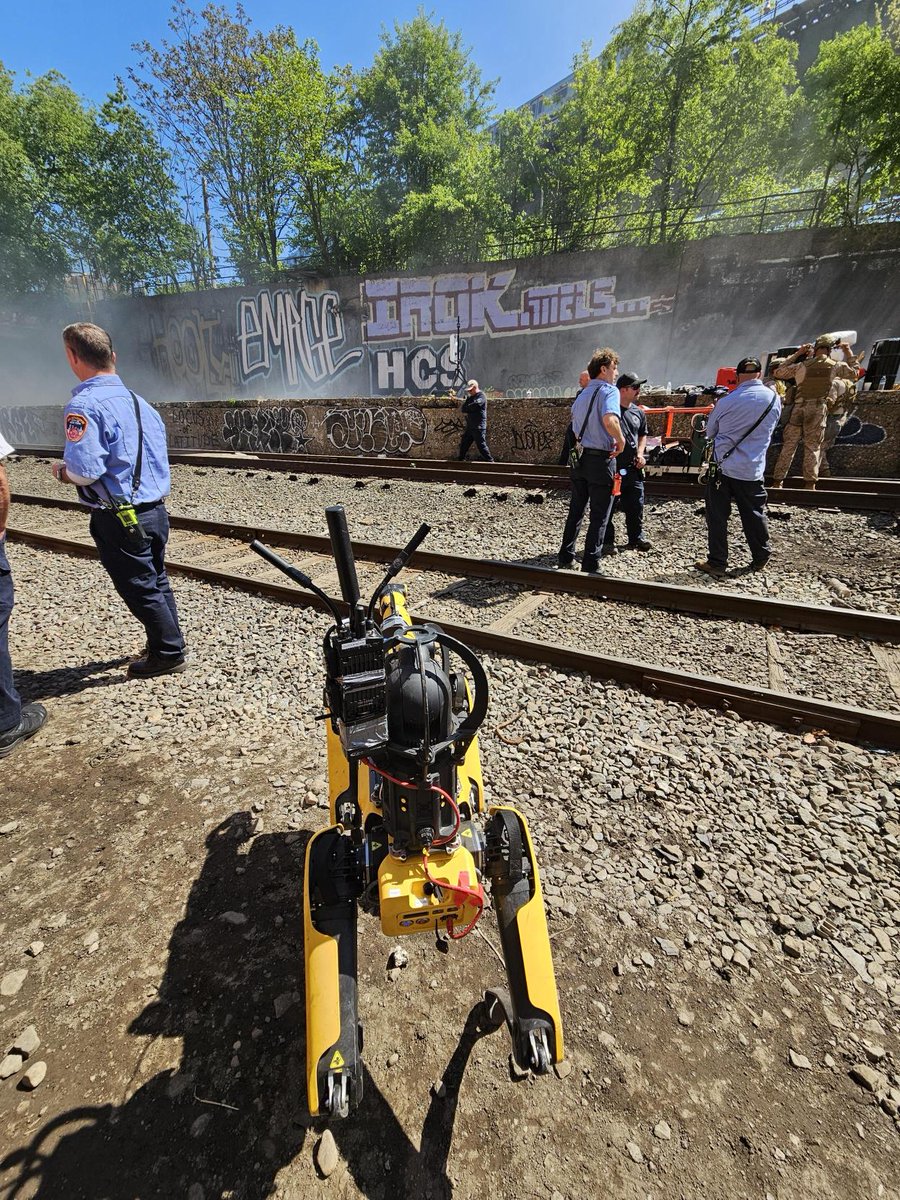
[7,496,900,749]
[11,448,900,512]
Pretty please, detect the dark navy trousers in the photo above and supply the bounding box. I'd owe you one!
[89,503,185,661]
[458,427,493,461]
[558,452,615,571]
[0,538,22,733]
[603,476,645,547]
[705,474,771,567]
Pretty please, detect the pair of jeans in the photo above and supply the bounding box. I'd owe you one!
[89,503,185,660]
[705,474,771,567]
[558,453,615,570]
[0,537,22,733]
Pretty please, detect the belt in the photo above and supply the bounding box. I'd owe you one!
[135,499,164,512]
[581,448,612,456]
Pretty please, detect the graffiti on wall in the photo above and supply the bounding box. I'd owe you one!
[237,288,364,389]
[325,406,427,456]
[511,422,556,455]
[223,406,312,453]
[0,406,62,448]
[369,339,467,395]
[361,269,666,343]
[149,309,236,397]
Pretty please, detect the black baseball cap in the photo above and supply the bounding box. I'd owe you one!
[616,372,647,389]
[736,357,762,373]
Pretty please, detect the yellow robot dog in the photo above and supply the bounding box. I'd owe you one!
[251,506,563,1119]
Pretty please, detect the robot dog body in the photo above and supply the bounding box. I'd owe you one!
[253,507,563,1120]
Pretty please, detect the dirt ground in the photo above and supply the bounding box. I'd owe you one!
[1,548,899,1200]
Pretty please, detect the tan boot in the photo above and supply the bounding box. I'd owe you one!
[770,480,783,489]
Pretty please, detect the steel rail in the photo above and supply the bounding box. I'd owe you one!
[8,524,899,749]
[10,447,899,510]
[11,492,900,643]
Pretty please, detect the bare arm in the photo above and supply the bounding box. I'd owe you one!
[0,462,9,534]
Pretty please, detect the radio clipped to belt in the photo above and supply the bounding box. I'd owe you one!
[81,392,150,550]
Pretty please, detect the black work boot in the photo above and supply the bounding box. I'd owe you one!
[127,654,188,680]
[0,703,48,759]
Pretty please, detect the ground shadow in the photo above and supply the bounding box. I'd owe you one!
[0,813,492,1200]
[14,657,132,702]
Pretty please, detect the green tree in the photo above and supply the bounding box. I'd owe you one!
[131,1,309,280]
[804,18,900,225]
[90,85,203,291]
[604,0,801,242]
[0,66,68,290]
[349,9,499,268]
[228,43,352,273]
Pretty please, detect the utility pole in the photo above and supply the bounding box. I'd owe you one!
[201,176,215,285]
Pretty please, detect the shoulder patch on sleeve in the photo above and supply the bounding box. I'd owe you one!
[65,412,89,443]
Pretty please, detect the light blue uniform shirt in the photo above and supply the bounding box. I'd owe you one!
[63,374,171,506]
[706,379,781,481]
[570,379,620,452]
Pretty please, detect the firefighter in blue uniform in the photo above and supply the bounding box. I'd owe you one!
[52,323,187,678]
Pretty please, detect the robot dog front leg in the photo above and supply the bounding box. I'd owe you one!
[304,826,364,1118]
[485,806,564,1074]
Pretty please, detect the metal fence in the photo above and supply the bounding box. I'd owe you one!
[133,187,900,293]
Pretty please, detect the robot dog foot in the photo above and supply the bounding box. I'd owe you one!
[304,826,364,1118]
[485,807,564,1074]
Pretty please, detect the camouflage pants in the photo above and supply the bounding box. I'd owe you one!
[773,399,828,484]
[818,410,850,477]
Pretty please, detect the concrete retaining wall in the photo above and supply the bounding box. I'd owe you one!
[4,390,896,476]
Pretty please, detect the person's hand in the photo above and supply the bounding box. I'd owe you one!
[51,461,66,482]
[635,454,645,469]
[615,438,626,455]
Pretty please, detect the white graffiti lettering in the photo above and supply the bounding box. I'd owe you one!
[371,340,466,395]
[325,407,427,456]
[237,288,364,388]
[362,269,656,343]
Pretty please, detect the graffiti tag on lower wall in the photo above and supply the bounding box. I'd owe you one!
[325,407,427,456]
[362,269,661,342]
[0,406,63,448]
[511,423,556,455]
[237,288,364,389]
[222,407,312,453]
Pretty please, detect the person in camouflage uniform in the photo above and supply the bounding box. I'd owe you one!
[771,336,860,489]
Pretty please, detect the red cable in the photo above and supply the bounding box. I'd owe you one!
[363,759,461,844]
[422,849,484,940]
[362,759,481,936]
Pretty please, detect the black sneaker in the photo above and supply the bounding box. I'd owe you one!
[628,538,652,551]
[553,558,575,571]
[0,703,48,759]
[748,556,771,571]
[600,546,616,557]
[127,654,188,680]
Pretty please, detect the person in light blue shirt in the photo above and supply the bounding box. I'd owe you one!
[556,347,625,574]
[51,322,187,678]
[695,356,781,577]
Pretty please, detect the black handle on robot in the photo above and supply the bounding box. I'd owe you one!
[325,505,361,608]
[249,539,343,626]
[367,523,431,621]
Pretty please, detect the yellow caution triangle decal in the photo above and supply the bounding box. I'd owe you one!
[329,1049,345,1069]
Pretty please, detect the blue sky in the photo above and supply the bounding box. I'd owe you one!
[4,0,635,115]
